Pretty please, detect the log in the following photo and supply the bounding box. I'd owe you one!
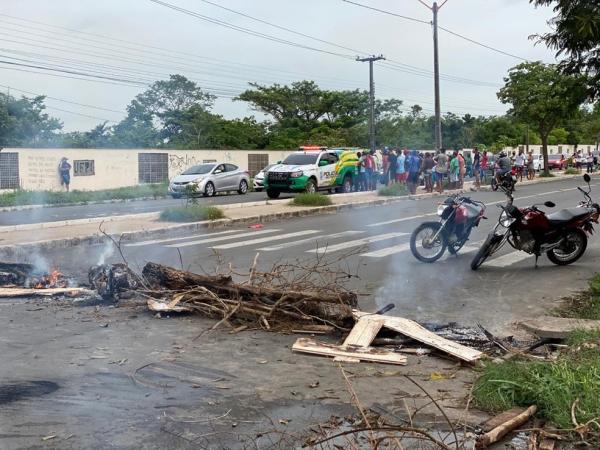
[0,287,94,298]
[475,405,537,449]
[142,262,358,307]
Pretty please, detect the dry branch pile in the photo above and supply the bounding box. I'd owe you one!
[141,262,358,331]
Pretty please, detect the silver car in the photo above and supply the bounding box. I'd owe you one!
[169,163,250,198]
[253,164,274,192]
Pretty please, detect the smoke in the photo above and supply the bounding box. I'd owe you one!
[96,241,115,266]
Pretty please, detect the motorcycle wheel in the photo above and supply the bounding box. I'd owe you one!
[547,229,587,266]
[410,222,447,263]
[471,232,504,270]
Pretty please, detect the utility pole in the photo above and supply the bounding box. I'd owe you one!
[357,54,385,153]
[417,0,448,151]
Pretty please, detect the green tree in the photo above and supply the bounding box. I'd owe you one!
[497,61,588,175]
[0,93,62,146]
[530,0,600,99]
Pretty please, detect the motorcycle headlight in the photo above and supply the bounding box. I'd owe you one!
[290,171,303,178]
[437,205,448,216]
[499,210,516,228]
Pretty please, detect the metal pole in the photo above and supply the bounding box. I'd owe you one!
[432,2,442,151]
[357,55,385,154]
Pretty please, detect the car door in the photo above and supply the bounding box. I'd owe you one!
[211,164,226,191]
[316,153,337,187]
[224,164,240,189]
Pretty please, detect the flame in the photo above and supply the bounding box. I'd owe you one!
[32,269,68,289]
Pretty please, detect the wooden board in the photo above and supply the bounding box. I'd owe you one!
[147,299,192,313]
[292,338,407,365]
[539,437,556,450]
[353,311,483,363]
[0,287,92,298]
[518,316,600,339]
[480,407,527,432]
[340,317,384,347]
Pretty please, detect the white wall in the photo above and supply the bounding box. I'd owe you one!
[0,148,294,192]
[503,144,598,155]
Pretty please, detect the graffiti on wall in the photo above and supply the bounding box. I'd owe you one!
[26,155,61,190]
[168,152,233,172]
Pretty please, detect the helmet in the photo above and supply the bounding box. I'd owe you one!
[499,151,507,157]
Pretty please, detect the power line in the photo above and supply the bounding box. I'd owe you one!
[340,0,528,61]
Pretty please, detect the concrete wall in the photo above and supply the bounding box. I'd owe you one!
[0,148,294,192]
[503,144,598,155]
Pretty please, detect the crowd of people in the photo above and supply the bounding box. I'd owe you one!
[351,146,597,195]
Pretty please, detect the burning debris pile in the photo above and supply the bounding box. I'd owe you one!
[89,263,143,300]
[141,262,357,331]
[0,262,68,289]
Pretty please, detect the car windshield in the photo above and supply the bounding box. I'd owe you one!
[282,154,319,165]
[182,164,215,175]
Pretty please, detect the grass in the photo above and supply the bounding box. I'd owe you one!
[539,171,555,178]
[159,205,224,222]
[555,274,600,320]
[290,193,332,206]
[377,184,408,197]
[565,167,580,175]
[0,183,168,207]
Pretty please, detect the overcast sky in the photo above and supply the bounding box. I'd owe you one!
[0,0,557,131]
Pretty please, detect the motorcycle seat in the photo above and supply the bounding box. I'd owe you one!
[547,208,590,226]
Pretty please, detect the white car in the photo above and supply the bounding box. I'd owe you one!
[169,163,250,198]
[253,164,274,192]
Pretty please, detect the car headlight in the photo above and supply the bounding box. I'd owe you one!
[193,177,204,184]
[437,205,448,216]
[499,211,516,227]
[290,171,303,178]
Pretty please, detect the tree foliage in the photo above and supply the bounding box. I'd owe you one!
[531,0,600,99]
[0,93,62,146]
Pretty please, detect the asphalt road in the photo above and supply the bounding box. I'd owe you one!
[21,175,600,334]
[0,190,300,226]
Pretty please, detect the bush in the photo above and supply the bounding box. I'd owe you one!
[0,183,168,207]
[565,167,580,175]
[290,193,332,206]
[539,171,555,178]
[159,205,224,222]
[378,184,408,197]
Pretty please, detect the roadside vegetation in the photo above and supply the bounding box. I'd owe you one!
[290,193,332,206]
[564,167,581,175]
[539,172,555,177]
[378,184,408,197]
[473,274,600,442]
[159,205,224,222]
[0,183,167,207]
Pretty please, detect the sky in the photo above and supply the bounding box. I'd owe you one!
[0,0,557,132]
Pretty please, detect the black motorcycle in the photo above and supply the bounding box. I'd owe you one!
[410,194,487,263]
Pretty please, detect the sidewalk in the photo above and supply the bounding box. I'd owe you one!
[0,173,585,254]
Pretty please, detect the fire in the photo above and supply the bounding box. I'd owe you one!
[32,269,68,289]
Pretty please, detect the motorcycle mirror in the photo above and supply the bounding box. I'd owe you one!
[544,201,556,208]
[584,173,591,183]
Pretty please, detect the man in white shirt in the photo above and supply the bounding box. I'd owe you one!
[515,149,526,181]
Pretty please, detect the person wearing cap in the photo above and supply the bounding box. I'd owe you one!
[58,157,72,192]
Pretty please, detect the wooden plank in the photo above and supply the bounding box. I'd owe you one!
[353,311,483,362]
[0,287,92,298]
[518,316,600,339]
[475,405,537,449]
[340,317,384,347]
[147,299,192,313]
[539,437,556,450]
[292,338,407,365]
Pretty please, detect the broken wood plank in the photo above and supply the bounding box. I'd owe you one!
[518,316,600,339]
[475,405,537,449]
[292,338,407,365]
[147,299,192,313]
[480,407,527,432]
[353,311,483,362]
[291,325,335,335]
[0,287,92,298]
[340,317,384,347]
[539,437,556,450]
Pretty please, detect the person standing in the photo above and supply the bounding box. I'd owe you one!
[406,150,421,195]
[434,150,448,193]
[365,150,376,190]
[396,149,406,184]
[58,157,72,192]
[355,151,365,191]
[421,152,435,193]
[387,148,398,186]
[457,151,466,189]
[587,151,594,173]
[464,151,473,179]
[515,149,526,182]
[527,152,535,180]
[472,147,481,189]
[481,151,489,182]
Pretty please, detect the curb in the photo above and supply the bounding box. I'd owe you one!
[0,195,169,212]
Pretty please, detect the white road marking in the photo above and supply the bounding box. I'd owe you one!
[486,251,533,268]
[165,229,281,248]
[306,232,409,254]
[257,230,363,251]
[362,242,410,257]
[126,229,241,247]
[212,230,320,250]
[439,245,479,261]
[367,214,432,227]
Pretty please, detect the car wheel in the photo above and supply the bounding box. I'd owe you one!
[266,189,280,199]
[238,180,248,195]
[171,194,182,199]
[305,179,317,194]
[204,182,215,197]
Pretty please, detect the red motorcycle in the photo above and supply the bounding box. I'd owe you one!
[471,174,599,270]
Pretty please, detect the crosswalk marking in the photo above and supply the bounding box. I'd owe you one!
[257,230,364,251]
[212,230,320,250]
[165,229,281,248]
[367,214,433,227]
[439,245,479,261]
[306,232,409,254]
[362,243,480,259]
[486,251,532,268]
[125,229,241,247]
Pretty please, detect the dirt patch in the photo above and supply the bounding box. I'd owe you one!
[0,381,59,405]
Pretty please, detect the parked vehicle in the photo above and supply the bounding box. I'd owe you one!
[547,154,567,170]
[263,148,358,199]
[410,194,487,263]
[253,164,273,192]
[471,174,600,270]
[491,168,517,192]
[169,163,250,198]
